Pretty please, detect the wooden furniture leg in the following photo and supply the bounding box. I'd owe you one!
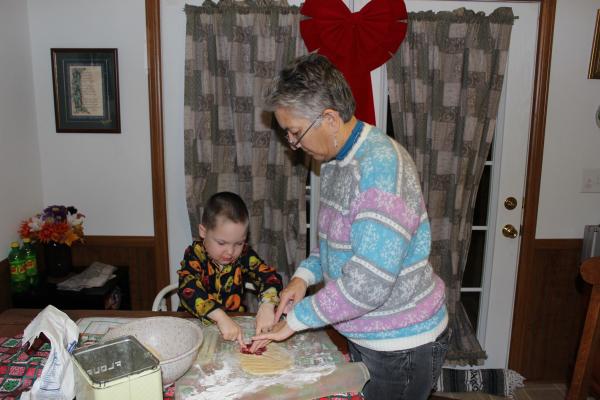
[567,256,600,400]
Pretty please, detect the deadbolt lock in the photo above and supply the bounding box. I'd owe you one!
[504,197,518,210]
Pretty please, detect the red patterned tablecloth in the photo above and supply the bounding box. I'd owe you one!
[0,335,47,400]
[0,335,362,400]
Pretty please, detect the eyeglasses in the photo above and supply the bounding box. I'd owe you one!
[285,114,322,149]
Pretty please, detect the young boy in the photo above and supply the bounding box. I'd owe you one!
[177,192,283,349]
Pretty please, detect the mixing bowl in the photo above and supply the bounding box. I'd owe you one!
[101,316,203,385]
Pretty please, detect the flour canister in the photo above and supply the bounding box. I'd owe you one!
[71,335,163,400]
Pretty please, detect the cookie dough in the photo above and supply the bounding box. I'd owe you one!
[239,343,293,375]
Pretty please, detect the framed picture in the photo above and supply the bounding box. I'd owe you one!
[589,10,600,79]
[51,48,121,133]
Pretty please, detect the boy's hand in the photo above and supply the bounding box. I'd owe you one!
[274,277,308,322]
[209,308,245,348]
[250,303,276,353]
[255,302,276,333]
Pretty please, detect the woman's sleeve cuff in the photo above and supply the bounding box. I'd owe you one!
[286,310,310,332]
[292,268,316,286]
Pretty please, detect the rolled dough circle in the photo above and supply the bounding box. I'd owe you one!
[239,343,293,375]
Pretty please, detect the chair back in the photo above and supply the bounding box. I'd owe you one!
[152,282,258,312]
[152,283,179,311]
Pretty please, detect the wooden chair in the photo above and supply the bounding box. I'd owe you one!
[567,256,600,400]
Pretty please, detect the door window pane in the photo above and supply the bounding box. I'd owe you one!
[463,230,485,287]
[473,166,490,226]
[461,292,481,329]
[486,139,493,162]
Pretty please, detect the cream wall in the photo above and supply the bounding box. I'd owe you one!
[536,0,600,238]
[0,1,43,253]
[26,0,154,236]
[161,0,202,287]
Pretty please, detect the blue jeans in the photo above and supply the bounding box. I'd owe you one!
[348,328,450,400]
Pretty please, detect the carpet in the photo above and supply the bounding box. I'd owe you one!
[435,368,525,399]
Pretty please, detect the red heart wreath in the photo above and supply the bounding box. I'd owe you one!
[300,0,408,124]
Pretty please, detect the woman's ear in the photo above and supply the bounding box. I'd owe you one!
[322,109,342,147]
[199,224,207,239]
[322,109,341,129]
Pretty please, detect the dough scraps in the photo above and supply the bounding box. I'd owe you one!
[239,343,293,375]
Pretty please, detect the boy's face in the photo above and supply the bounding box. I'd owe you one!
[199,216,248,265]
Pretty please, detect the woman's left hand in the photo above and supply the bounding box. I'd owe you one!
[251,320,295,347]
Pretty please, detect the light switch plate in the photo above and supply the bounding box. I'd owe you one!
[582,168,600,193]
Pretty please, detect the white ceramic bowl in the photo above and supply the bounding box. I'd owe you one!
[101,316,203,386]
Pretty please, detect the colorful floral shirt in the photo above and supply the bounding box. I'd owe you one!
[177,240,283,324]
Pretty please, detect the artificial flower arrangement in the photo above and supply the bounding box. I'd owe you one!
[19,205,85,246]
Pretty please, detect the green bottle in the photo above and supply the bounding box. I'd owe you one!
[22,238,39,288]
[8,242,28,293]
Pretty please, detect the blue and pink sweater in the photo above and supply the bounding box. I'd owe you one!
[287,122,448,352]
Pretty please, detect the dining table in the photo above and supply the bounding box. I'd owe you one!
[0,308,364,400]
[0,308,195,337]
[0,308,350,351]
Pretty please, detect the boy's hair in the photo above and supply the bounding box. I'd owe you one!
[264,53,356,123]
[202,192,249,230]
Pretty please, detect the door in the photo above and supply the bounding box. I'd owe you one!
[363,0,540,368]
[478,3,539,367]
[474,3,539,368]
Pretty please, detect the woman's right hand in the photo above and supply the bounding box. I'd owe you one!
[274,277,308,321]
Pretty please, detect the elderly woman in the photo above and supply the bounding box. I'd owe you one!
[252,53,449,400]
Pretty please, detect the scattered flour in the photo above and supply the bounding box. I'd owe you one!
[184,353,336,400]
[179,317,341,400]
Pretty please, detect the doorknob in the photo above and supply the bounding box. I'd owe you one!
[502,224,519,238]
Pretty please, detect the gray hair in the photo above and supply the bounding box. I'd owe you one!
[264,53,355,123]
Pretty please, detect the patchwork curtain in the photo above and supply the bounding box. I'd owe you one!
[184,0,308,281]
[387,7,515,364]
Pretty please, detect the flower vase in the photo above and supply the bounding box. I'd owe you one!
[44,241,72,278]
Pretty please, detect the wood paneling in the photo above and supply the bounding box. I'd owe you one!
[2,237,159,312]
[71,236,157,310]
[511,239,587,382]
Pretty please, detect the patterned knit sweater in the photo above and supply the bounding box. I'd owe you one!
[286,123,448,352]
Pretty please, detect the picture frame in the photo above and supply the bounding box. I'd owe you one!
[51,48,121,133]
[589,10,600,79]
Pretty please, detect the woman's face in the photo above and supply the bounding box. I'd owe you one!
[274,107,336,161]
[199,217,248,265]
